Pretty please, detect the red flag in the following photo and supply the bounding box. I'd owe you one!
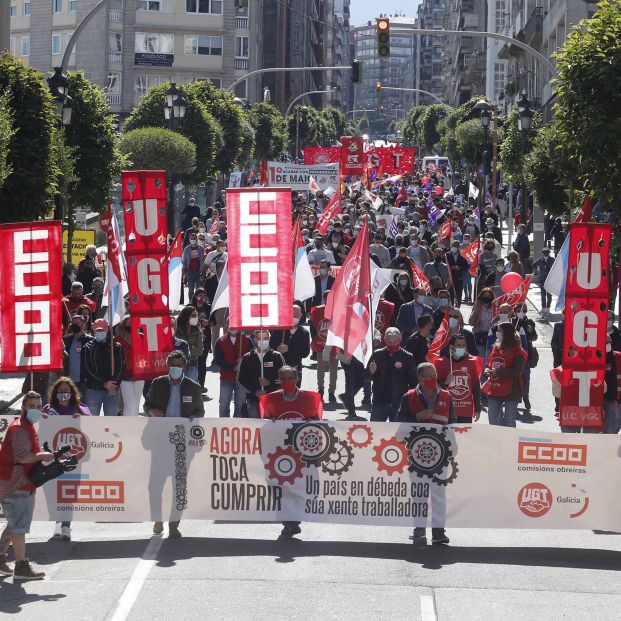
[408,258,431,293]
[324,219,372,360]
[462,237,480,277]
[491,275,533,316]
[316,185,343,235]
[427,311,449,364]
[260,160,268,186]
[438,217,452,240]
[393,186,407,206]
[573,196,593,223]
[208,213,220,235]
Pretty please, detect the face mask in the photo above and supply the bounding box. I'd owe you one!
[71,323,82,334]
[499,313,509,323]
[607,321,613,332]
[399,279,408,287]
[386,342,401,352]
[453,347,467,358]
[374,242,382,247]
[467,218,474,224]
[169,366,184,380]
[517,311,526,320]
[228,330,238,336]
[420,226,426,233]
[198,228,206,235]
[411,240,418,246]
[451,247,458,254]
[95,331,107,342]
[257,340,270,352]
[421,377,437,391]
[496,265,504,272]
[332,242,339,248]
[606,343,612,353]
[302,235,309,242]
[449,317,459,329]
[280,379,297,395]
[319,268,328,277]
[26,409,41,424]
[438,299,449,308]
[293,317,300,326]
[189,316,199,326]
[57,392,72,402]
[190,239,198,246]
[417,295,427,305]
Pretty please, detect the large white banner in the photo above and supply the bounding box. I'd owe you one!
[264,162,340,192]
[0,416,618,529]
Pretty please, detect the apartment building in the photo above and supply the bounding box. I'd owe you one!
[9,0,260,119]
[416,0,446,105]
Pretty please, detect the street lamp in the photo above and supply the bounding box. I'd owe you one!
[517,91,532,228]
[163,83,187,234]
[474,99,491,215]
[295,105,308,163]
[263,86,271,103]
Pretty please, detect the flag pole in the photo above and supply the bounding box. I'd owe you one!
[108,290,115,375]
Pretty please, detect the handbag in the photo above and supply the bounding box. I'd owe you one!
[528,345,539,369]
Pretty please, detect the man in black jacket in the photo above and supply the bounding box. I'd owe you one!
[306,261,335,310]
[62,313,93,395]
[368,328,417,422]
[237,329,285,418]
[405,315,434,367]
[82,318,125,416]
[269,305,311,383]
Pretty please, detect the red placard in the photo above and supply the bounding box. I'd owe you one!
[340,136,365,175]
[304,147,341,165]
[367,147,416,175]
[560,223,613,428]
[226,188,293,329]
[122,170,173,380]
[0,221,63,372]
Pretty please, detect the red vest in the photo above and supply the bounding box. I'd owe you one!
[435,355,482,419]
[405,388,450,424]
[482,345,527,398]
[310,305,331,353]
[0,417,40,492]
[374,299,395,339]
[216,334,253,382]
[259,390,323,420]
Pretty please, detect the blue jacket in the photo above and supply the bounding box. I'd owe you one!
[396,301,433,340]
[182,244,205,272]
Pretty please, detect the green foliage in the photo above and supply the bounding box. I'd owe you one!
[498,107,542,183]
[454,119,485,167]
[356,116,369,134]
[287,105,324,152]
[120,127,196,176]
[403,106,426,144]
[63,72,122,212]
[0,90,14,189]
[236,118,255,167]
[438,96,488,161]
[321,107,347,142]
[551,0,621,209]
[123,83,223,183]
[404,104,452,152]
[247,102,287,161]
[52,130,78,200]
[0,53,58,221]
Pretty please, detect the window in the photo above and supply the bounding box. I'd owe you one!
[21,36,30,56]
[9,38,16,54]
[23,2,30,16]
[494,62,506,97]
[54,0,62,12]
[135,32,174,54]
[495,1,507,32]
[107,71,121,94]
[109,32,122,52]
[137,1,161,10]
[235,36,248,58]
[186,0,222,15]
[135,74,164,95]
[52,34,62,55]
[70,1,77,11]
[184,35,222,56]
[10,4,16,16]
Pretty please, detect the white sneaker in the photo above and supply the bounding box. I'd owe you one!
[61,526,71,541]
[53,522,62,538]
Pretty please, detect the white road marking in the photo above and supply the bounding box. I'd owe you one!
[420,593,438,621]
[108,535,163,621]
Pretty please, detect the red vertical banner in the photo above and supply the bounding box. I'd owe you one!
[122,170,173,379]
[340,136,365,175]
[226,188,293,330]
[560,222,613,428]
[367,147,416,175]
[0,221,63,372]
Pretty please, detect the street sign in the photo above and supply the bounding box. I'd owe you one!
[63,229,96,265]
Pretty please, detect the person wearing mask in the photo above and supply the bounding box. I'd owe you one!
[506,251,525,278]
[368,328,417,422]
[62,281,97,333]
[418,219,433,245]
[460,234,474,304]
[469,288,495,356]
[512,224,530,265]
[269,304,311,382]
[77,244,98,272]
[113,315,144,416]
[85,277,106,320]
[446,241,469,308]
[191,289,212,390]
[396,363,453,546]
[435,334,482,423]
[390,247,411,272]
[0,392,54,580]
[306,234,336,266]
[62,313,92,396]
[513,302,538,412]
[487,258,508,297]
[423,249,450,292]
[206,260,227,353]
[408,234,431,270]
[432,290,453,332]
[307,260,335,311]
[478,240,499,294]
[175,306,203,384]
[426,276,444,311]
[484,231,503,257]
[370,233,392,268]
[405,314,435,366]
[182,217,201,248]
[77,303,95,335]
[439,309,478,357]
[385,272,415,317]
[481,322,527,427]
[76,257,101,296]
[42,378,91,541]
[396,287,434,340]
[181,197,201,231]
[533,247,555,314]
[204,240,228,276]
[329,232,349,266]
[82,318,125,416]
[62,263,75,296]
[237,329,285,418]
[463,213,480,239]
[182,232,205,302]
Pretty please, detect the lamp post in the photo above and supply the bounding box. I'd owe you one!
[517,91,533,229]
[474,99,491,216]
[164,83,187,235]
[295,105,308,163]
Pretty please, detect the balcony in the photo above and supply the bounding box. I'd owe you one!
[521,7,544,49]
[234,58,248,70]
[107,93,121,105]
[235,17,249,29]
[108,52,122,65]
[109,9,122,23]
[461,13,479,30]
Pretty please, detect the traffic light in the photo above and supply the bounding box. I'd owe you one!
[351,60,362,83]
[376,17,390,58]
[375,81,382,97]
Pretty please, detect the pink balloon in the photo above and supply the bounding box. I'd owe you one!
[501,272,523,294]
[434,186,443,196]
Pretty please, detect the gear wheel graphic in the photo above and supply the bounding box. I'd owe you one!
[265,446,305,486]
[404,427,454,478]
[190,425,205,440]
[372,437,409,476]
[321,441,354,476]
[284,422,337,466]
[432,458,459,486]
[346,424,374,449]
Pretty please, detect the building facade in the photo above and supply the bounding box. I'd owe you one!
[416,0,446,105]
[9,0,261,120]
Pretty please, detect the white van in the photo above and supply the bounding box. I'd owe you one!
[421,156,452,173]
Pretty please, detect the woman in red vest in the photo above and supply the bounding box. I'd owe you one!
[481,322,527,427]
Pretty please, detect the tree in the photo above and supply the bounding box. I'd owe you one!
[498,107,542,183]
[120,127,196,176]
[287,105,323,153]
[321,107,347,141]
[237,118,255,167]
[0,90,14,190]
[247,102,287,161]
[403,106,426,145]
[552,0,621,209]
[417,104,452,152]
[0,53,58,222]
[454,119,485,168]
[123,83,223,184]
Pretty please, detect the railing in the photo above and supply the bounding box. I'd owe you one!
[234,58,248,70]
[522,6,544,44]
[108,51,122,65]
[109,9,122,22]
[107,93,121,105]
[235,17,249,29]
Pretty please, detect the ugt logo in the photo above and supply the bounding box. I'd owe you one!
[518,482,552,517]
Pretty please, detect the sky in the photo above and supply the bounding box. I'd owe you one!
[348,0,422,27]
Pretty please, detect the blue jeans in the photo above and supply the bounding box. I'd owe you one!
[187,271,200,301]
[84,388,120,416]
[370,403,397,422]
[604,400,621,434]
[463,273,472,299]
[186,365,199,383]
[220,380,246,417]
[487,397,518,427]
